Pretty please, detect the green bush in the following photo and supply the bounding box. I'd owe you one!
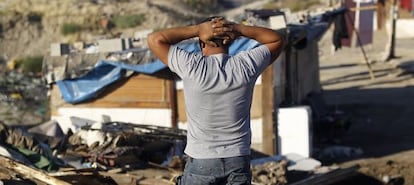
[61,23,82,35]
[17,56,44,74]
[112,14,145,29]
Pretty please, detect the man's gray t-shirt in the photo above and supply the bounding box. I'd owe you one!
[168,45,271,159]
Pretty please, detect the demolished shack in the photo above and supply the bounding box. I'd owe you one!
[18,6,362,184]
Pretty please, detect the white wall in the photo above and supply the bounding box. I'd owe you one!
[52,108,172,133]
[393,19,414,39]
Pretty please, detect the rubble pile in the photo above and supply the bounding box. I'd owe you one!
[0,123,63,171]
[0,121,187,184]
[252,160,289,185]
[0,118,363,184]
[66,122,187,171]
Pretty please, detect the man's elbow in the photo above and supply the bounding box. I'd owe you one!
[268,38,286,62]
[147,33,161,49]
[147,32,170,65]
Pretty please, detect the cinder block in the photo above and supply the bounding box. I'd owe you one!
[98,38,132,53]
[269,15,287,30]
[50,43,70,56]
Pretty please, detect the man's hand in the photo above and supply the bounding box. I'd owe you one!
[198,17,221,47]
[212,19,240,45]
[198,17,238,47]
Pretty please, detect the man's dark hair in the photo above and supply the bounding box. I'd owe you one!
[197,16,223,25]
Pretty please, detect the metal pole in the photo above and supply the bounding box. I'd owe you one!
[386,0,398,61]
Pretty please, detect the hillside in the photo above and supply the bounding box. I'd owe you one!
[0,0,213,61]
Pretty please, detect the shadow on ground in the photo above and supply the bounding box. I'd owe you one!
[320,82,414,162]
[332,173,388,185]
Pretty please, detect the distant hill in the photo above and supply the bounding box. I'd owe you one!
[0,0,215,60]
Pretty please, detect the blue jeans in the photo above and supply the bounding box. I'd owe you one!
[177,155,251,185]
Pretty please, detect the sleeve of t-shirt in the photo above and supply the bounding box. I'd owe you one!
[168,46,201,78]
[236,45,272,76]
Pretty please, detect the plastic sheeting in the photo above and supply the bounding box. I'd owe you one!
[57,37,260,104]
[57,60,165,104]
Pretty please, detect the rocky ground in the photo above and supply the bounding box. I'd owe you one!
[318,25,414,184]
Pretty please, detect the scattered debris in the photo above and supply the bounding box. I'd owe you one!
[0,71,48,125]
[252,159,289,185]
[0,116,364,185]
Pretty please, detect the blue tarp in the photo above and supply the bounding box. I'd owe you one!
[57,37,260,104]
[56,60,166,103]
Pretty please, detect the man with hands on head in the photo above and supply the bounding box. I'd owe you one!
[147,17,284,185]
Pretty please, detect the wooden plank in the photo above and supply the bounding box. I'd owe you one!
[169,80,178,128]
[50,74,173,116]
[350,5,378,11]
[261,65,276,155]
[0,155,71,185]
[176,89,187,123]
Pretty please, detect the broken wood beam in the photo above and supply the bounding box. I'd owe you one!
[350,5,378,11]
[0,155,71,185]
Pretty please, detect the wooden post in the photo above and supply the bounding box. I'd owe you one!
[261,64,276,156]
[169,79,178,128]
[377,0,386,30]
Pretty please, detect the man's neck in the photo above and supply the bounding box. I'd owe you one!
[203,47,228,56]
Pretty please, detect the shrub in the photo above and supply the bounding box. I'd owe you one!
[61,23,82,35]
[17,55,44,74]
[112,14,145,29]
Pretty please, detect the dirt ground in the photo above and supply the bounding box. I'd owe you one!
[318,24,414,185]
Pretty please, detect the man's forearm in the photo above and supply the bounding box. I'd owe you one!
[232,23,284,62]
[147,25,199,64]
[149,25,199,46]
[233,24,282,45]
